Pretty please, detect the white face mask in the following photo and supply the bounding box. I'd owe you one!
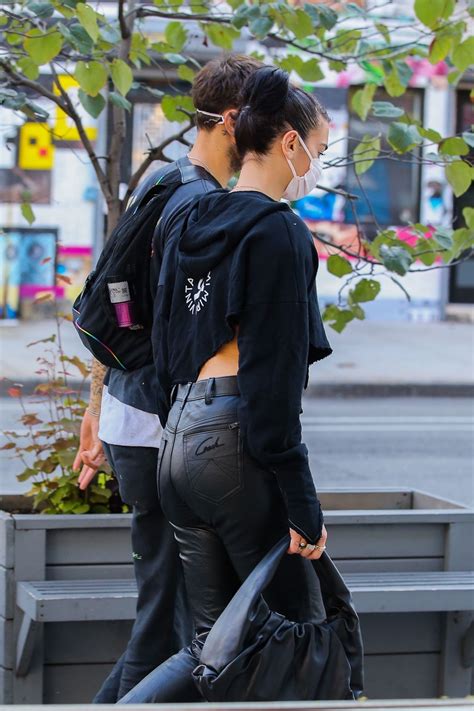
[282,134,323,201]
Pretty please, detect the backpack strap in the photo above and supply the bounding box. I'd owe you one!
[177,156,216,184]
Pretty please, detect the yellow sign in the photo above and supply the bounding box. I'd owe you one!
[53,74,97,142]
[18,122,54,170]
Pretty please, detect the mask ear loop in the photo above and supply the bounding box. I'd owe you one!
[195,108,224,125]
[283,132,299,179]
[298,134,317,163]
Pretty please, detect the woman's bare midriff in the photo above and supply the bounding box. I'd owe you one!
[197,331,239,380]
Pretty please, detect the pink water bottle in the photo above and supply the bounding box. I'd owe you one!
[107,280,135,328]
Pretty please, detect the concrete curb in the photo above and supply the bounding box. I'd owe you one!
[305,382,474,398]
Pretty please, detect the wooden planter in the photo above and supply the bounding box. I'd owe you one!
[0,488,472,704]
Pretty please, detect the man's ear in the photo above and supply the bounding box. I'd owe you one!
[222,109,239,138]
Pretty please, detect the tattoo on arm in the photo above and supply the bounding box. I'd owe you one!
[89,358,107,414]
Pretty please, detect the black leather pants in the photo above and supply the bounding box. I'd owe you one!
[118,377,321,703]
[93,443,191,703]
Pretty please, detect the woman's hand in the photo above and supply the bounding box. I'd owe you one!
[288,525,328,560]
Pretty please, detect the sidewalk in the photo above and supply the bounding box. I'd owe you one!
[0,318,473,396]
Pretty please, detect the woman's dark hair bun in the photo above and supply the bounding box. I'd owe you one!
[234,63,328,159]
[241,66,289,116]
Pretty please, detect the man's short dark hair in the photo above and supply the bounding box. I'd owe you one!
[192,54,264,130]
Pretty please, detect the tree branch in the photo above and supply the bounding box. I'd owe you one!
[48,64,112,204]
[125,119,194,204]
[0,59,68,110]
[118,0,131,40]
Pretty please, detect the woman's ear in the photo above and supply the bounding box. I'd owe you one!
[222,109,239,138]
[281,129,298,159]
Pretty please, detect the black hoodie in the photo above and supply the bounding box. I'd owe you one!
[153,189,332,543]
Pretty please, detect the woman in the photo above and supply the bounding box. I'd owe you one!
[120,66,333,703]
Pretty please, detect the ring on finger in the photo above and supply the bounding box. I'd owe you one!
[298,541,307,549]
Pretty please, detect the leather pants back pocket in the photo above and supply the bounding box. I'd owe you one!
[183,423,243,505]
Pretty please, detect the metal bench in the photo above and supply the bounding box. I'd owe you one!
[16,571,474,676]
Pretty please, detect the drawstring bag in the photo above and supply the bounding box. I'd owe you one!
[193,535,364,701]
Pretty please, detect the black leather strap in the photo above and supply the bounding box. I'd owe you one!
[174,376,239,402]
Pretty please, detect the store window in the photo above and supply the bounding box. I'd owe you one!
[345,88,423,235]
[0,229,56,320]
[449,89,474,304]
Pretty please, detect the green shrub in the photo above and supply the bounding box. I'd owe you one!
[1,315,126,514]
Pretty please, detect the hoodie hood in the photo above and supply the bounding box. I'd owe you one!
[179,189,289,277]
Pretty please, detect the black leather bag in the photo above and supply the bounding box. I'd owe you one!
[193,536,364,701]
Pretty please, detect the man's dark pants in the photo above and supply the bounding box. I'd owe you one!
[92,443,191,703]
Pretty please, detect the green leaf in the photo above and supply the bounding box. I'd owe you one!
[61,22,94,53]
[375,22,390,43]
[165,21,187,50]
[379,244,413,275]
[323,305,355,333]
[384,67,406,98]
[445,227,474,261]
[388,122,422,153]
[463,207,474,230]
[452,37,474,73]
[74,61,107,97]
[297,58,324,82]
[353,134,381,175]
[110,58,133,97]
[177,65,196,83]
[161,94,194,122]
[446,160,472,197]
[429,35,452,64]
[72,503,90,514]
[249,16,273,39]
[0,442,16,451]
[352,83,377,121]
[350,278,381,303]
[99,24,121,44]
[202,22,240,49]
[284,9,313,40]
[164,53,186,64]
[17,56,40,80]
[17,467,39,482]
[462,131,474,148]
[21,201,35,225]
[76,2,99,42]
[109,91,132,111]
[311,4,337,30]
[439,137,469,156]
[143,86,165,99]
[414,0,445,28]
[351,304,365,320]
[371,101,404,118]
[231,3,260,30]
[24,29,63,65]
[78,89,105,118]
[28,2,55,19]
[278,55,323,82]
[432,226,453,249]
[418,249,437,266]
[327,254,353,277]
[417,126,442,143]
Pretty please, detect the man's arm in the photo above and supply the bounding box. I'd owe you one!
[88,358,107,416]
[73,358,107,489]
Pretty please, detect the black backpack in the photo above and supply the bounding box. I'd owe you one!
[73,159,208,370]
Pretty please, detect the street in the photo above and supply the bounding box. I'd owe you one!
[1,395,473,508]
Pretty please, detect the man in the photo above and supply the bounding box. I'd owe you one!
[72,54,262,702]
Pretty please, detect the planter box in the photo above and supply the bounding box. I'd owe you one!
[0,488,472,704]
